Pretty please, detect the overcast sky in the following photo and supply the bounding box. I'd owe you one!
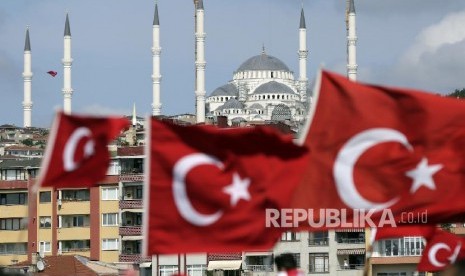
[1,0,465,127]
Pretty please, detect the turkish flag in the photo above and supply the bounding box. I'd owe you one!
[145,119,309,254]
[291,70,465,226]
[33,112,129,191]
[417,230,465,272]
[371,226,436,243]
[47,71,57,77]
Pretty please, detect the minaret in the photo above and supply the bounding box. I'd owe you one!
[23,27,33,128]
[132,103,137,127]
[194,0,206,123]
[347,0,357,81]
[62,13,74,114]
[298,7,308,102]
[152,2,162,116]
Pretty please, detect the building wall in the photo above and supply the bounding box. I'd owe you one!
[99,184,119,262]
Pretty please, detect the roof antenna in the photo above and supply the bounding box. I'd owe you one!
[261,43,266,55]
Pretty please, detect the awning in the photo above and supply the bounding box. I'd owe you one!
[337,249,366,255]
[244,251,273,256]
[121,236,142,241]
[207,260,242,271]
[335,228,364,232]
[139,262,152,268]
[122,209,144,213]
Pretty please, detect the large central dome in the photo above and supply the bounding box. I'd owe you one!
[237,52,290,72]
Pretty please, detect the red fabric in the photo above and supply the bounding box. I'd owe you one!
[47,71,57,77]
[418,230,465,272]
[291,70,465,226]
[146,119,309,254]
[34,112,129,190]
[372,226,436,242]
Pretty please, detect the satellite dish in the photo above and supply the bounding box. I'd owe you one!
[39,250,45,259]
[36,260,45,271]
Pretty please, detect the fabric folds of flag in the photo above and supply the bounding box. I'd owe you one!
[291,70,465,227]
[144,119,309,254]
[33,112,129,191]
[417,229,465,272]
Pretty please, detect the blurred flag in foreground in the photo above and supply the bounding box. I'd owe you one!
[144,119,309,254]
[418,229,465,272]
[291,70,465,227]
[33,112,129,191]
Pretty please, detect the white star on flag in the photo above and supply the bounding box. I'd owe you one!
[406,157,443,193]
[223,173,251,207]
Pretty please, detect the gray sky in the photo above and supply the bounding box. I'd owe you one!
[1,0,465,127]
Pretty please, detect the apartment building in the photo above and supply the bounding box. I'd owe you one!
[0,158,121,266]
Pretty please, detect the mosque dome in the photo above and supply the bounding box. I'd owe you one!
[237,52,290,72]
[271,104,292,121]
[209,83,239,97]
[253,81,295,95]
[220,98,245,110]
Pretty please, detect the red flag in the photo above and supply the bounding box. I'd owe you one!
[47,71,57,77]
[291,70,465,226]
[33,112,129,191]
[417,230,465,272]
[144,119,309,254]
[371,226,436,243]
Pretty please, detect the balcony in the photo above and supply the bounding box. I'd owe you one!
[308,264,329,274]
[308,238,329,246]
[336,263,365,270]
[119,173,144,183]
[0,180,28,189]
[336,238,365,244]
[119,200,143,209]
[245,265,273,272]
[119,226,142,236]
[119,254,151,263]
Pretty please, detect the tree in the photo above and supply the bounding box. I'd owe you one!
[447,88,465,99]
[21,138,34,147]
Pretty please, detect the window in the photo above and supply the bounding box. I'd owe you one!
[39,191,51,203]
[102,187,118,200]
[61,215,90,228]
[309,253,328,273]
[308,231,329,246]
[62,189,90,201]
[281,231,299,241]
[102,213,118,226]
[60,240,90,252]
[0,218,28,230]
[377,237,425,256]
[102,239,119,250]
[39,241,51,253]
[0,193,27,205]
[187,265,206,276]
[159,265,179,276]
[0,243,27,255]
[39,216,51,228]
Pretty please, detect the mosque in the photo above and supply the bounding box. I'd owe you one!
[20,0,358,131]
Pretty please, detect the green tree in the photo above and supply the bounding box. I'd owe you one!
[447,88,465,98]
[21,138,34,147]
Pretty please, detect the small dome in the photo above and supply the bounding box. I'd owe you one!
[271,104,292,121]
[248,103,264,110]
[237,53,290,72]
[221,98,245,110]
[253,81,295,95]
[209,83,239,97]
[231,117,247,123]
